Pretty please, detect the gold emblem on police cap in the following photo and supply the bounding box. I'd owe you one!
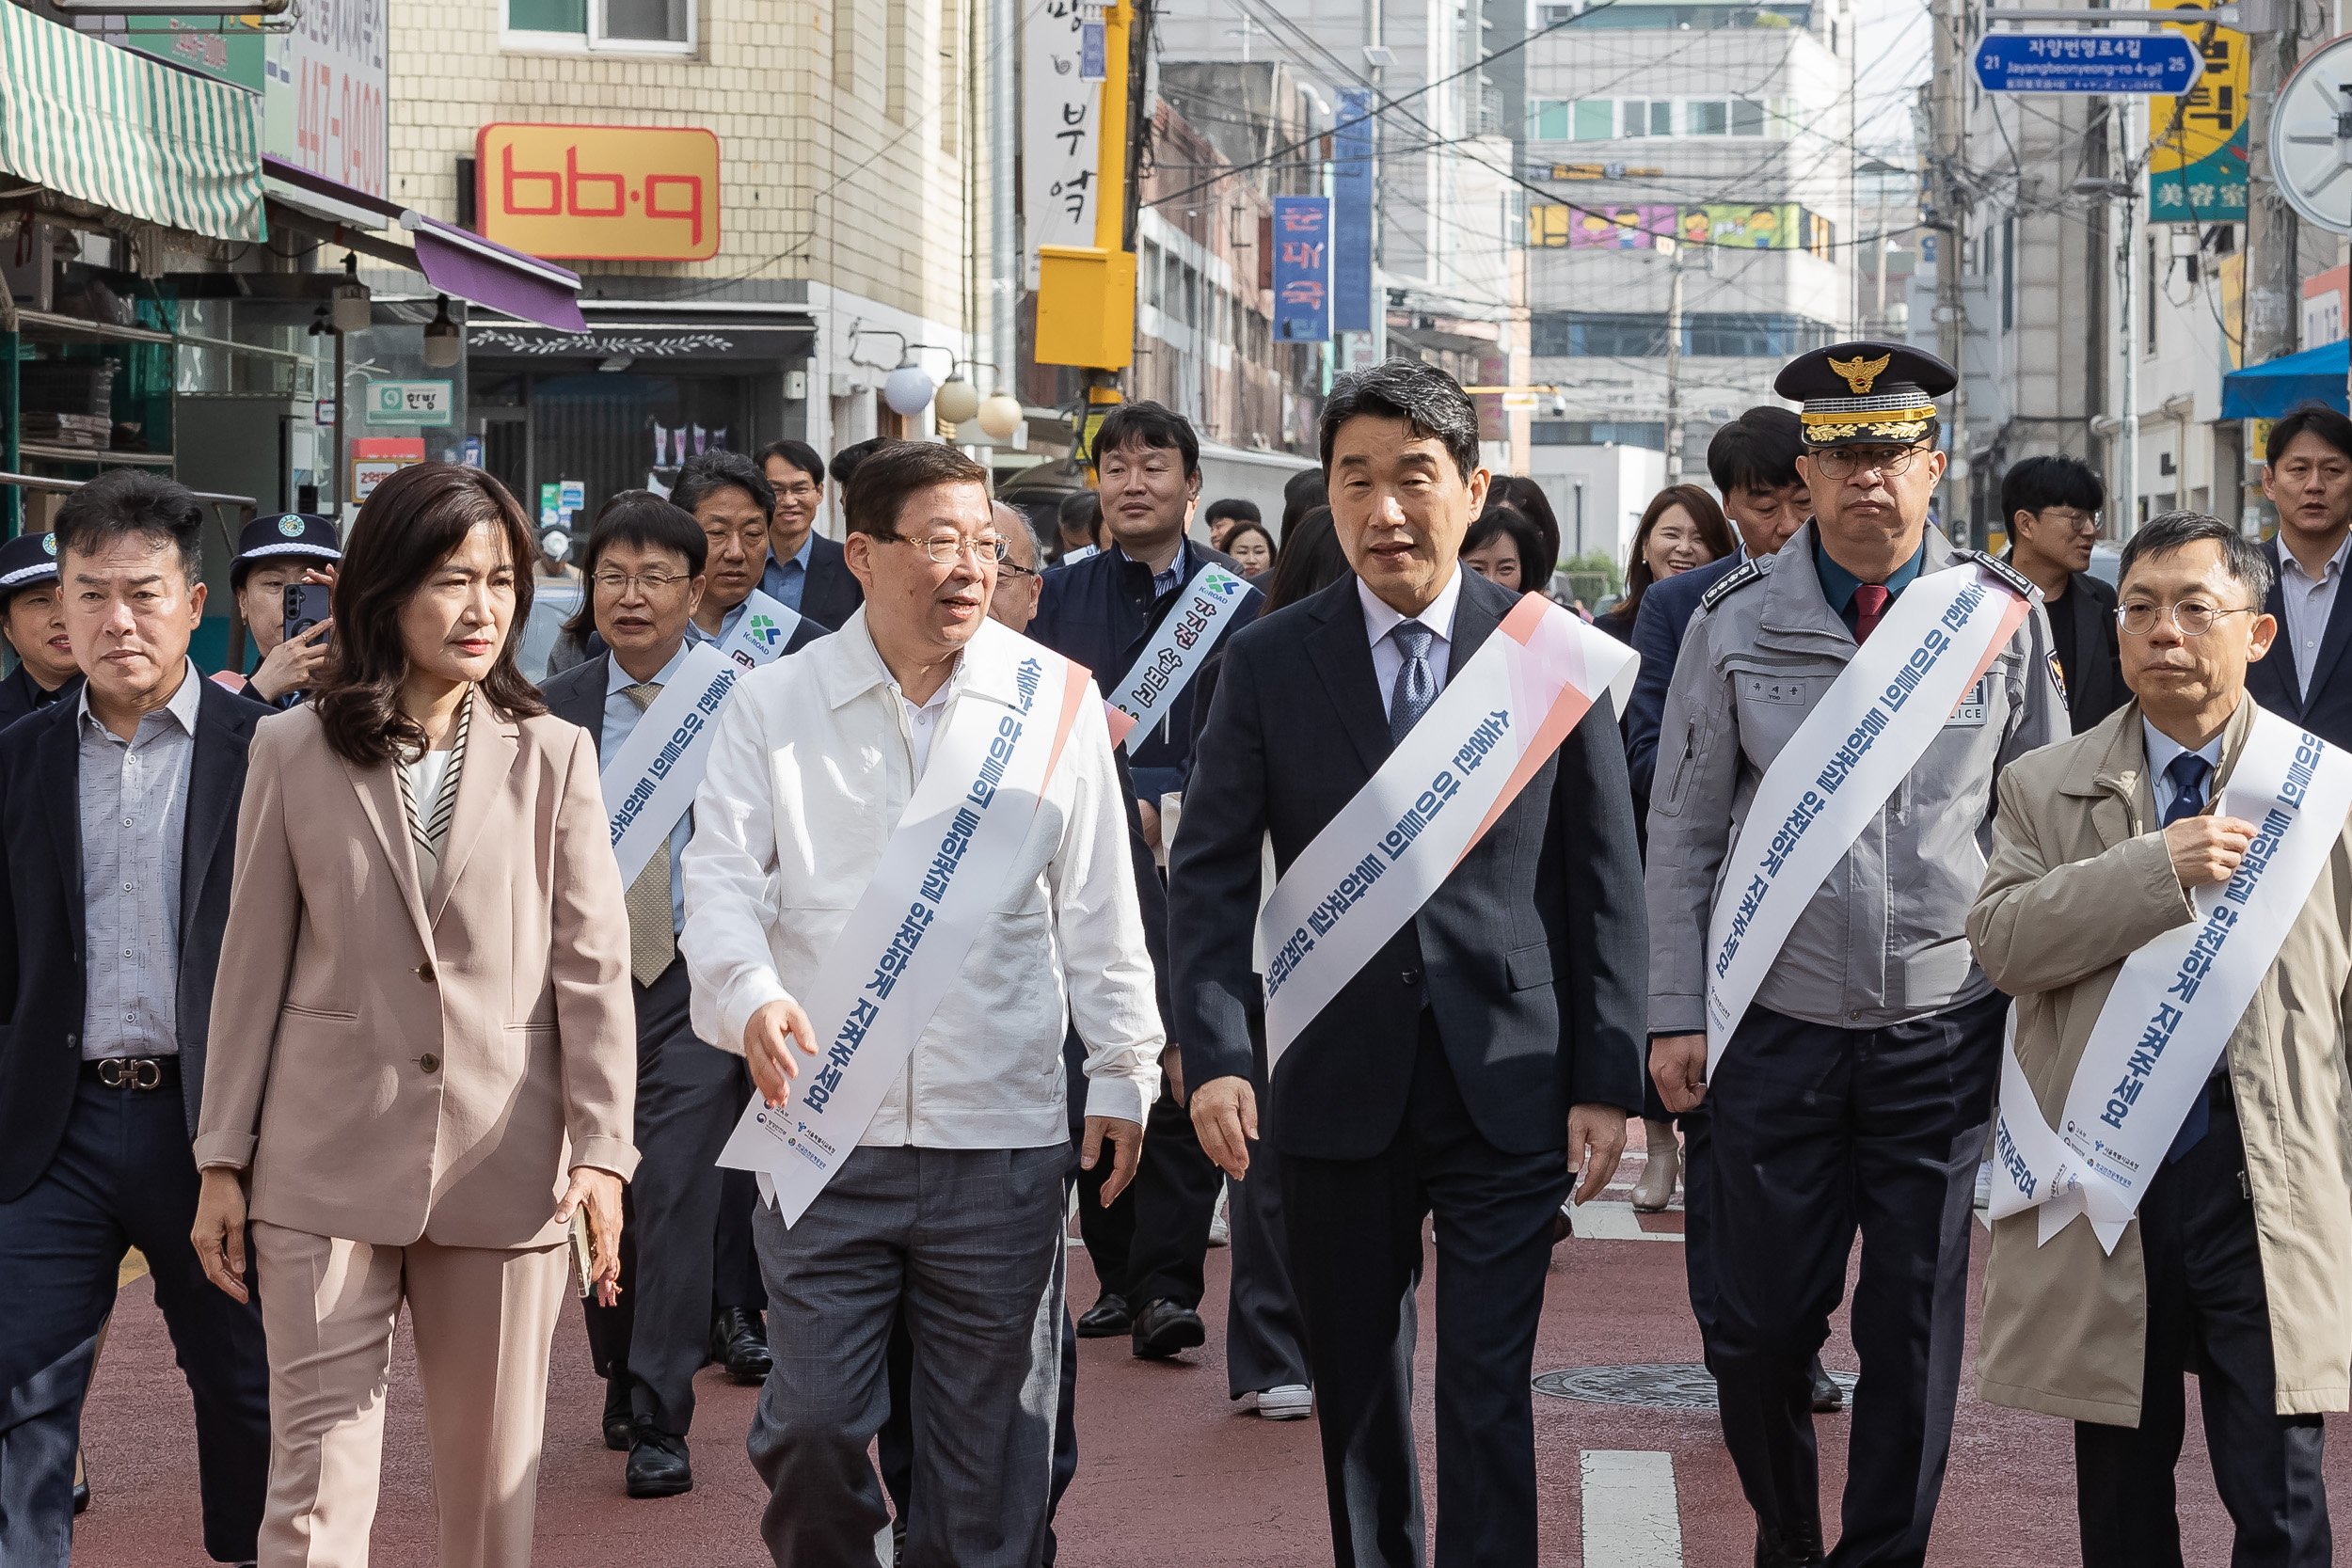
[1826,352,1892,395]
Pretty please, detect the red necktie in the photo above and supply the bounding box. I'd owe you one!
[1851,583,1890,644]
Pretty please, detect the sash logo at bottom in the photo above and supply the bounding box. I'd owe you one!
[756,1112,838,1168]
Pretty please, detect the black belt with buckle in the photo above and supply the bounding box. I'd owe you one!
[83,1055,179,1091]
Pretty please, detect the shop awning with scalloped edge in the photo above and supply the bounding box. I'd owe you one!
[0,4,263,243]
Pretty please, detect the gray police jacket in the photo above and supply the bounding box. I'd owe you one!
[1645,521,2065,1036]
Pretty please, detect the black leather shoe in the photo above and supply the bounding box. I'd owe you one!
[601,1374,634,1450]
[72,1450,89,1515]
[1809,1356,1844,1414]
[1075,1292,1131,1338]
[1130,1297,1207,1359]
[1755,1522,1826,1566]
[710,1306,771,1383]
[625,1420,693,1498]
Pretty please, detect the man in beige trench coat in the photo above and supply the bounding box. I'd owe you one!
[1967,511,2352,1567]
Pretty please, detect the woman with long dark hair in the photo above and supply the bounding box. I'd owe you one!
[1595,483,1736,644]
[1460,504,1551,595]
[190,462,638,1567]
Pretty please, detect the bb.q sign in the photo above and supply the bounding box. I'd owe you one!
[475,123,720,262]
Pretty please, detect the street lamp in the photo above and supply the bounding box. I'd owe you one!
[329,252,371,335]
[421,294,462,370]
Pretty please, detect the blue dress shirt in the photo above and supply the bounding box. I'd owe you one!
[757,531,817,614]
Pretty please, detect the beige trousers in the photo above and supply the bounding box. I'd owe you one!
[251,1222,570,1568]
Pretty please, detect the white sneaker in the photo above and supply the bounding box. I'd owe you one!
[1256,1385,1312,1420]
[1207,1180,1231,1246]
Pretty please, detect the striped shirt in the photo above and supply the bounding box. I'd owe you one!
[397,691,472,891]
[79,661,202,1059]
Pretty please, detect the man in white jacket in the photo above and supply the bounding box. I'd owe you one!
[682,439,1161,1567]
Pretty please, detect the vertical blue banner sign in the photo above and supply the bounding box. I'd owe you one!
[1333,90,1375,333]
[1273,195,1333,342]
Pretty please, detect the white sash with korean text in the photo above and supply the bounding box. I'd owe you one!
[599,642,742,887]
[1254,594,1635,1067]
[1988,711,2352,1254]
[715,620,1092,1225]
[714,588,803,670]
[1703,564,2031,1069]
[1109,563,1250,750]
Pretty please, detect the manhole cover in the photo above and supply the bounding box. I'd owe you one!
[1532,1363,1860,1411]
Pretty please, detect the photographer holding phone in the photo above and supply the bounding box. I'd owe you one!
[213,513,340,709]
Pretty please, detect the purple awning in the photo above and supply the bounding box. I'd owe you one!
[401,214,585,333]
[261,157,586,332]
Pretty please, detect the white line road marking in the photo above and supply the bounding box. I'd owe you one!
[1581,1449,1683,1567]
[1572,1200,1685,1243]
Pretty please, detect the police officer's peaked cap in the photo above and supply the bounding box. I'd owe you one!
[0,531,59,608]
[1773,341,1956,449]
[232,512,342,588]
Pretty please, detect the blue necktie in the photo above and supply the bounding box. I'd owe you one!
[1389,624,1437,745]
[2162,751,2216,1164]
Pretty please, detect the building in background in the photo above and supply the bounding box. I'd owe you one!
[382,0,995,528]
[1519,0,1855,560]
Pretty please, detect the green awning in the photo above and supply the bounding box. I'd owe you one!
[0,5,263,244]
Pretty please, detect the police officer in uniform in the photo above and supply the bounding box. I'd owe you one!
[213,512,341,710]
[1645,343,2065,1567]
[0,532,82,732]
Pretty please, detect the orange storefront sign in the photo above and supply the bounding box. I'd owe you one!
[474,123,721,261]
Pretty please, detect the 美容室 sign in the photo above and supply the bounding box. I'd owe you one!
[476,123,721,262]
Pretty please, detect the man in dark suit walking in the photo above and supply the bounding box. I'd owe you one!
[1623,407,1810,801]
[2247,403,2352,751]
[0,531,83,733]
[1172,360,1646,1566]
[1027,401,1265,1359]
[0,469,272,1566]
[757,438,866,632]
[1999,453,2127,734]
[542,492,816,1497]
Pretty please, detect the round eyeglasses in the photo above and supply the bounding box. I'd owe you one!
[2115,602,2257,638]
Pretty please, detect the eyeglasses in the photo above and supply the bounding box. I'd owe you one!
[885,531,1009,565]
[592,571,693,595]
[2116,601,2258,638]
[1809,445,1927,481]
[996,559,1038,580]
[2036,507,2101,534]
[773,481,820,502]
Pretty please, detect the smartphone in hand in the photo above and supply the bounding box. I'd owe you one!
[282,582,333,646]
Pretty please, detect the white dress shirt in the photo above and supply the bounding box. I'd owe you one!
[680,609,1164,1147]
[2144,716,2225,818]
[2277,531,2352,695]
[1359,564,1466,711]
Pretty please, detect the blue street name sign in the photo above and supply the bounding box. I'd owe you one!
[1974,33,2201,94]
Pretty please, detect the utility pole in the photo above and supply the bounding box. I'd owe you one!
[1662,245,1694,481]
[2243,0,2298,372]
[1930,0,1970,540]
[990,0,1017,414]
[2116,97,2142,537]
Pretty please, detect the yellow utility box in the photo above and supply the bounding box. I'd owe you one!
[1035,245,1137,370]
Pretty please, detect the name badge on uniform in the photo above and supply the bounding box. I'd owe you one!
[1946,673,1991,728]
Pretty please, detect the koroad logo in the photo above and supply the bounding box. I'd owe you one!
[750,613,782,648]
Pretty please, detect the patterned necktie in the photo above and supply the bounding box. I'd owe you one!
[2162,750,2216,1163]
[1851,582,1891,644]
[622,682,676,989]
[1388,623,1438,745]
